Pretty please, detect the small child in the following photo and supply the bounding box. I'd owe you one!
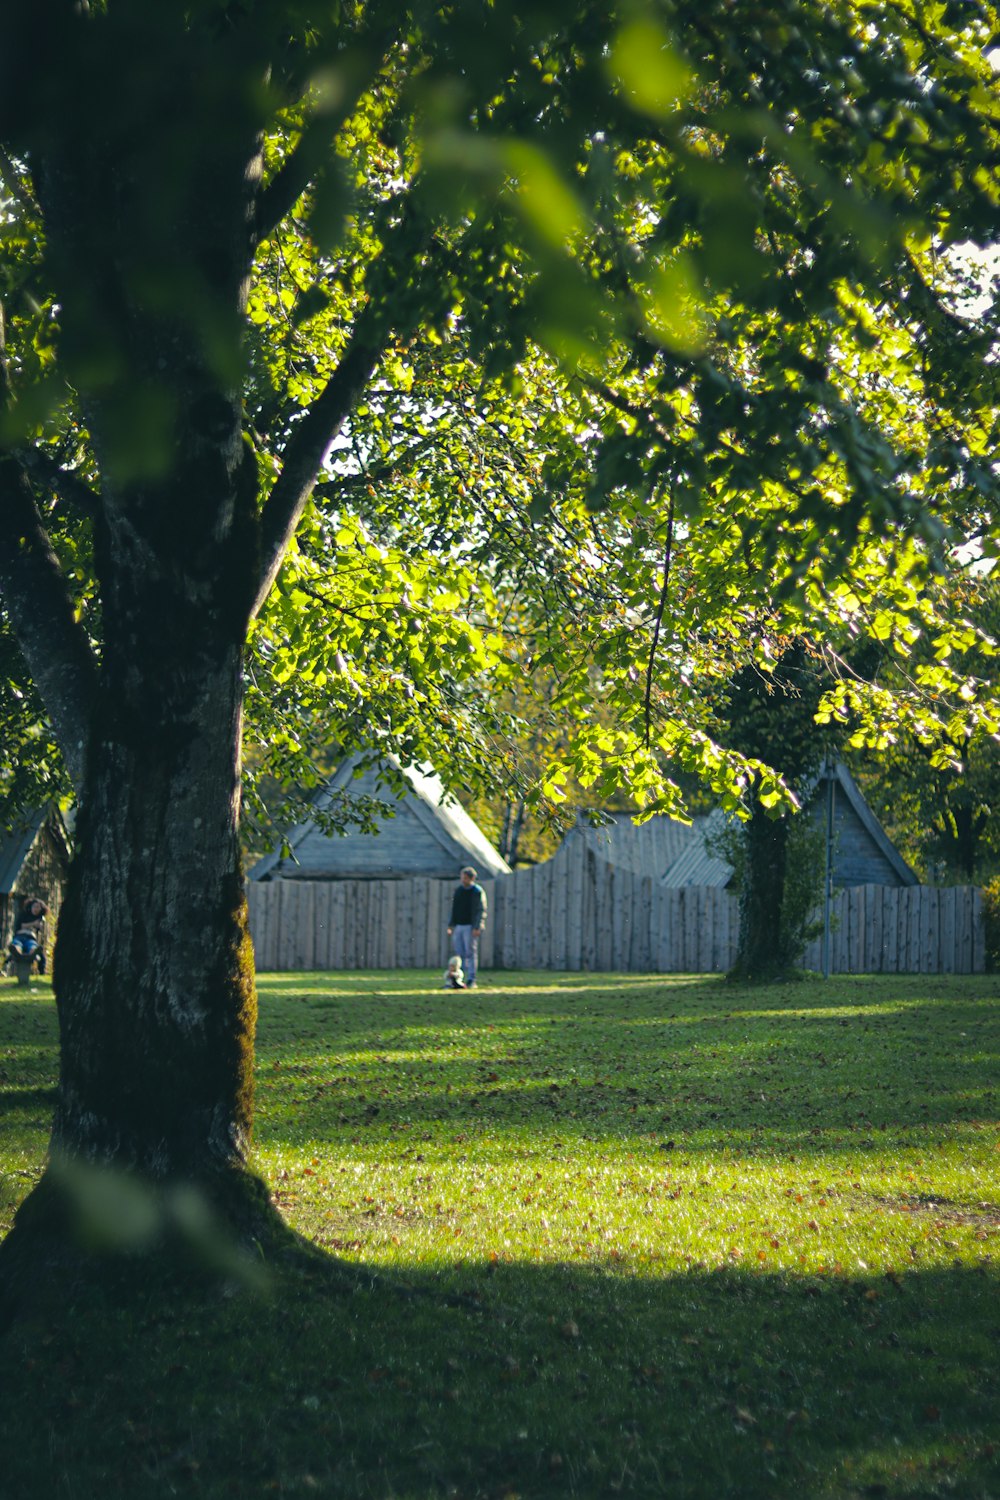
[444,955,467,989]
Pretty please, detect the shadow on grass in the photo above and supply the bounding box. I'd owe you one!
[253,974,999,1154]
[0,1247,996,1500]
[0,973,997,1496]
[0,1085,56,1116]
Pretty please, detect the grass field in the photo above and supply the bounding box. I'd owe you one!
[0,969,997,1499]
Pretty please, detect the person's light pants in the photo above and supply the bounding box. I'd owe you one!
[451,925,478,985]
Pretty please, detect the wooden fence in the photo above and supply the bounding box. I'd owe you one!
[247,848,985,975]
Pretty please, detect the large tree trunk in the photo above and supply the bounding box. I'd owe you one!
[0,54,276,1309]
[0,435,271,1286]
[40,87,263,1179]
[0,525,272,1318]
[53,644,255,1176]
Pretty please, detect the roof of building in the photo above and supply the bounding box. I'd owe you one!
[249,755,512,881]
[660,762,919,889]
[0,805,71,893]
[550,810,699,877]
[658,811,733,887]
[817,759,919,886]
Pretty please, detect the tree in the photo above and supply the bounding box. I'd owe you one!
[1,0,999,1280]
[712,640,835,981]
[850,576,1000,883]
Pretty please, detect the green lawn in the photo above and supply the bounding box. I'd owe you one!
[0,970,997,1499]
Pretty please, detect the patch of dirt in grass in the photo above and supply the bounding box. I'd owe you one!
[867,1193,1000,1227]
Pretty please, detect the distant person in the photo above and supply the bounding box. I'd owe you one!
[10,895,48,975]
[447,865,486,988]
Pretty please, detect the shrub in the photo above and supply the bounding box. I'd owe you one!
[982,876,1000,973]
[708,810,828,974]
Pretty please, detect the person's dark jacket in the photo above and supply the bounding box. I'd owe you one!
[450,882,486,928]
[14,899,45,936]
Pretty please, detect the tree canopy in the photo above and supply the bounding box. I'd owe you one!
[851,575,1000,882]
[2,0,998,835]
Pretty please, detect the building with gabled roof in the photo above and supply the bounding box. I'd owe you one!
[249,755,511,882]
[657,810,733,888]
[548,809,699,878]
[661,762,918,889]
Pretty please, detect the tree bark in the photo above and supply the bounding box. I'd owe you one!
[730,805,793,982]
[53,642,255,1175]
[0,457,271,1313]
[36,65,263,1167]
[0,45,278,1304]
[0,455,97,793]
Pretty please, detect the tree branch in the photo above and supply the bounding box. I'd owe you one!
[572,368,676,445]
[14,446,99,516]
[313,433,436,495]
[645,482,676,749]
[250,195,442,620]
[256,115,352,246]
[0,457,98,794]
[0,304,97,793]
[254,41,392,245]
[250,297,392,619]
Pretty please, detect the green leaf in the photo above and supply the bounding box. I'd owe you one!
[607,19,694,119]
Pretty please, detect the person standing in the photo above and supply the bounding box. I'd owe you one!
[447,866,486,988]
